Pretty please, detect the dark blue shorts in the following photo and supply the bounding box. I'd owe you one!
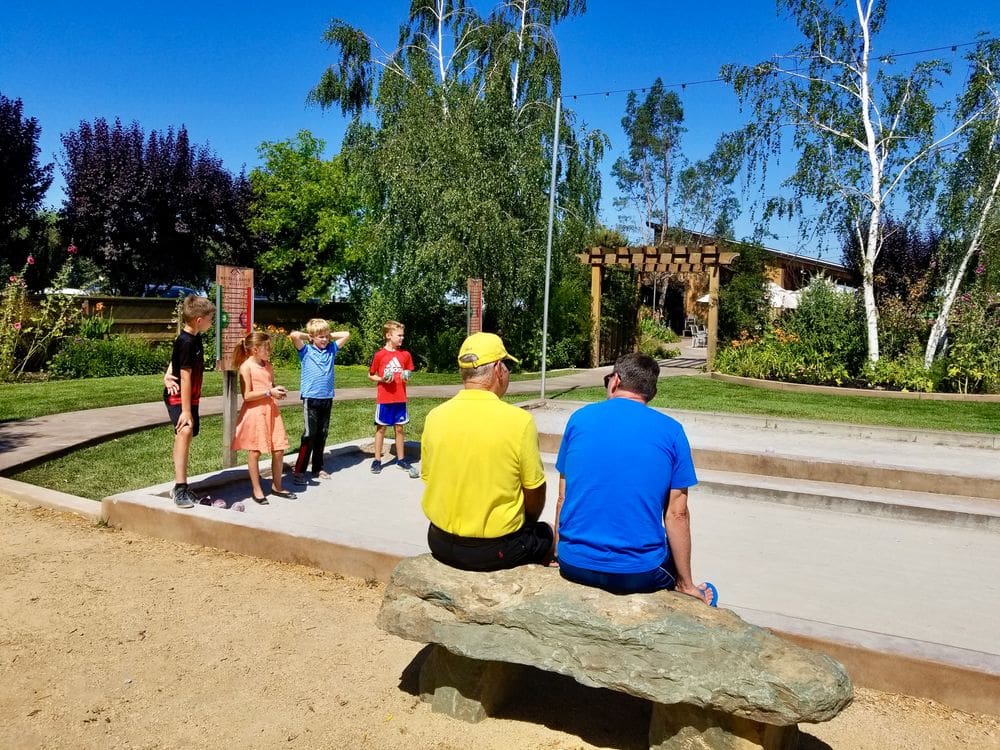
[374,402,408,426]
[165,400,201,437]
[558,556,677,595]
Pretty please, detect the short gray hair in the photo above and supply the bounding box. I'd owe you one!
[461,362,494,382]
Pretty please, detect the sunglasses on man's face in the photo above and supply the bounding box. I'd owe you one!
[603,372,616,388]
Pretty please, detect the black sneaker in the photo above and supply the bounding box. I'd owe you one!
[370,459,382,474]
[171,486,195,509]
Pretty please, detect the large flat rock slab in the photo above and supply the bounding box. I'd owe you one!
[378,555,853,726]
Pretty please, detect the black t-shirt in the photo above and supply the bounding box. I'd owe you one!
[164,330,204,406]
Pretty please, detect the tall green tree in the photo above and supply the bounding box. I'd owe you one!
[720,0,989,363]
[924,38,1000,366]
[309,0,604,367]
[60,118,252,295]
[249,131,358,301]
[611,79,685,245]
[0,93,53,275]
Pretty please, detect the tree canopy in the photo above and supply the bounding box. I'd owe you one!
[0,93,53,275]
[60,118,253,295]
[309,0,604,366]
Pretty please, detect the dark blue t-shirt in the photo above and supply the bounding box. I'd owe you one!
[555,398,698,573]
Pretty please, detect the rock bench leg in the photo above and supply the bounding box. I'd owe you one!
[649,703,799,750]
[418,645,524,723]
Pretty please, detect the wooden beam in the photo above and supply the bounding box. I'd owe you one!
[590,265,601,367]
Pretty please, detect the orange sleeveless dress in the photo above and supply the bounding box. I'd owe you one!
[232,359,289,453]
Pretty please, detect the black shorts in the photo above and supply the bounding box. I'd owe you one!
[427,522,554,572]
[165,400,201,437]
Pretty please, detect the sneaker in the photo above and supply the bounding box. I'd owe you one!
[292,472,308,486]
[397,459,420,478]
[317,470,332,479]
[370,459,382,474]
[171,486,195,509]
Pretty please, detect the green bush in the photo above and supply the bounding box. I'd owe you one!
[862,351,944,393]
[48,335,170,379]
[639,315,680,344]
[943,287,1000,394]
[713,328,853,385]
[784,277,866,375]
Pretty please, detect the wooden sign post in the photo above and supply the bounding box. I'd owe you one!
[215,265,254,468]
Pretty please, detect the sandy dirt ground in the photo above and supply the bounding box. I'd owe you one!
[1,495,998,750]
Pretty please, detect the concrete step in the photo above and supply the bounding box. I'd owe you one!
[698,469,1000,532]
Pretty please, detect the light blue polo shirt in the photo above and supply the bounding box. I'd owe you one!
[298,342,340,399]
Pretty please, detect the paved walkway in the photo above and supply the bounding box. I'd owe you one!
[0,346,707,473]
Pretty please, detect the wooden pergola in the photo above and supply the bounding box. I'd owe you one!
[579,245,739,367]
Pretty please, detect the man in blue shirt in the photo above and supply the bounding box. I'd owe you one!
[555,352,717,605]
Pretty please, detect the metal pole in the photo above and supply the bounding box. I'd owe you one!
[540,95,561,400]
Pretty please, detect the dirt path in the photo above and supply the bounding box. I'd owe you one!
[1,495,998,750]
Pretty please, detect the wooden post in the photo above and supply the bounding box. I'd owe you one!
[222,370,239,468]
[590,264,601,367]
[707,266,720,370]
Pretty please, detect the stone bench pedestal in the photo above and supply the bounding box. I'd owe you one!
[419,644,800,750]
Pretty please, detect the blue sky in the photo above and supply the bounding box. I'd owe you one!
[3,1,999,258]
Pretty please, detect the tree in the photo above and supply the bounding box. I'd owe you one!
[309,0,604,366]
[721,0,989,363]
[0,93,53,274]
[924,38,1000,367]
[611,79,685,245]
[60,118,252,294]
[249,131,358,301]
[718,241,770,342]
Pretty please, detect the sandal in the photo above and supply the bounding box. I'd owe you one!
[271,488,297,500]
[253,495,269,505]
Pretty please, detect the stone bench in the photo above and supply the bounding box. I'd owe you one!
[377,555,853,750]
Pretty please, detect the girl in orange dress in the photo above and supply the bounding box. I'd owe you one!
[231,331,293,504]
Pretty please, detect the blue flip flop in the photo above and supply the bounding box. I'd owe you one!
[702,582,719,608]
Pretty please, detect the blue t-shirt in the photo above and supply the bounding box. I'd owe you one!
[298,342,340,399]
[555,398,698,573]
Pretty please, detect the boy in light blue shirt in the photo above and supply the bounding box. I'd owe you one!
[289,318,350,484]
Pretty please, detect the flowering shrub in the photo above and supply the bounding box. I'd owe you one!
[78,302,115,340]
[943,286,1000,394]
[0,251,82,380]
[862,351,943,393]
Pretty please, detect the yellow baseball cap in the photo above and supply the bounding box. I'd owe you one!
[457,332,520,369]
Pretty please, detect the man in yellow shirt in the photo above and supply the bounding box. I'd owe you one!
[420,332,553,571]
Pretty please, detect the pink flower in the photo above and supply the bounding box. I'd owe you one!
[13,322,22,330]
[26,255,35,265]
[8,275,16,283]
[975,264,985,275]
[67,244,78,255]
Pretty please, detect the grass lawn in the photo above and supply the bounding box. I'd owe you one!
[0,365,576,422]
[11,398,448,501]
[550,375,1000,434]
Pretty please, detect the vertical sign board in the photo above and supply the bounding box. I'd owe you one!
[467,278,484,335]
[215,265,253,468]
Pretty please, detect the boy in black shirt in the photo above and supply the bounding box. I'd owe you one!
[163,295,215,508]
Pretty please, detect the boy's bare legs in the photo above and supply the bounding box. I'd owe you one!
[172,425,193,485]
[247,450,264,499]
[394,425,405,463]
[374,424,387,460]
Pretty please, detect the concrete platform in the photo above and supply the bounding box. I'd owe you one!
[99,401,1000,716]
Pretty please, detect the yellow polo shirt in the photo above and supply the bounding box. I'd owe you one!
[420,389,546,538]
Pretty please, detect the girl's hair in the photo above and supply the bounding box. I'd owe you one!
[231,331,271,373]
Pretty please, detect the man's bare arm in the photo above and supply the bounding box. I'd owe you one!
[664,488,702,598]
[523,482,547,523]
